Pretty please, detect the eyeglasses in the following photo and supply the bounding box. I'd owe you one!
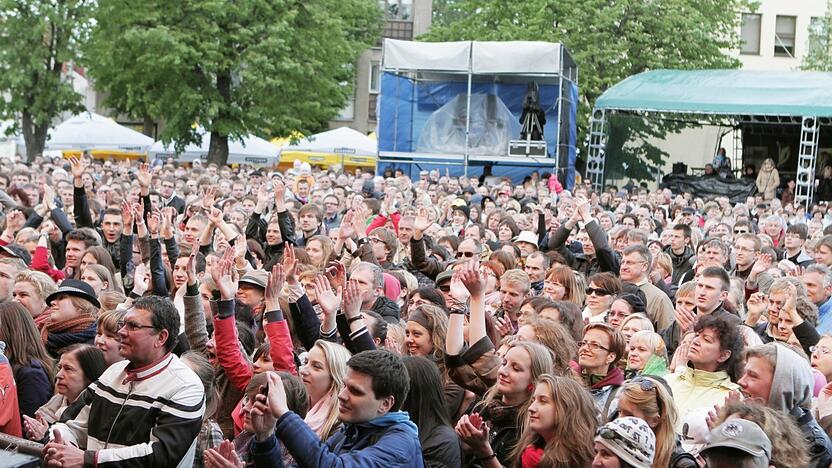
[578,340,610,352]
[734,229,748,234]
[585,287,612,296]
[811,345,832,355]
[456,251,479,259]
[117,320,158,332]
[438,284,451,293]
[369,237,384,244]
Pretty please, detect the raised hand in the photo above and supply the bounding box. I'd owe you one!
[202,187,218,210]
[211,250,238,301]
[494,316,514,338]
[146,209,161,235]
[206,207,224,226]
[673,303,697,333]
[460,262,486,297]
[750,253,772,277]
[413,208,432,233]
[160,207,176,238]
[265,264,286,311]
[264,371,290,419]
[342,280,362,318]
[41,183,55,210]
[233,232,248,260]
[136,162,152,188]
[256,184,272,206]
[745,292,768,325]
[449,271,471,303]
[325,261,346,292]
[5,209,26,234]
[185,239,200,286]
[281,245,297,283]
[121,200,134,227]
[69,156,89,180]
[576,196,591,222]
[313,275,341,317]
[133,263,150,295]
[273,180,286,209]
[338,210,356,240]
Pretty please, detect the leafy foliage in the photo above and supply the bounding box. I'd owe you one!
[802,10,832,72]
[0,0,94,161]
[85,0,382,165]
[423,0,751,181]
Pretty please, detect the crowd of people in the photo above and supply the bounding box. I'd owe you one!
[1,154,832,467]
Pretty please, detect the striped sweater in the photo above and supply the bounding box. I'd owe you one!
[51,353,204,467]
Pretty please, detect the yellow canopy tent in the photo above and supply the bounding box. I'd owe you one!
[277,127,377,171]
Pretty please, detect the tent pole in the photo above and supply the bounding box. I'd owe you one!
[464,45,472,178]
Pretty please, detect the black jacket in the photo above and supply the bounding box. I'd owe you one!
[372,296,401,324]
[796,406,832,468]
[546,219,619,277]
[664,245,695,284]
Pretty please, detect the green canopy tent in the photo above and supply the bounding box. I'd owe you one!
[588,70,832,206]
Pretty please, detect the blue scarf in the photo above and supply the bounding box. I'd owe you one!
[362,411,419,437]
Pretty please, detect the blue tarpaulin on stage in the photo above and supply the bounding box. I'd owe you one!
[378,72,579,185]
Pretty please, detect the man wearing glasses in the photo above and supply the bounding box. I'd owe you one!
[44,296,205,467]
[619,244,674,330]
[783,224,816,268]
[159,176,186,214]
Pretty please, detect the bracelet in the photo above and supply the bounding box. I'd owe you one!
[449,307,468,315]
[477,453,496,461]
[347,314,365,324]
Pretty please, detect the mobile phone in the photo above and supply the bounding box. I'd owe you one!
[261,382,270,395]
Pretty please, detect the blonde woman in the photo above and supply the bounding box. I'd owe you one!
[616,376,694,468]
[756,158,780,201]
[300,340,351,439]
[625,330,669,378]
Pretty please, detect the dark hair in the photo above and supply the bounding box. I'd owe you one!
[693,314,745,381]
[401,356,452,446]
[133,296,180,352]
[407,287,446,309]
[177,251,206,275]
[63,344,107,386]
[552,300,584,341]
[672,223,692,239]
[348,350,409,412]
[437,235,460,253]
[699,266,730,292]
[66,229,100,248]
[363,310,388,342]
[786,223,809,241]
[620,213,640,228]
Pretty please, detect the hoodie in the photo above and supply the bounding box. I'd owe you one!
[768,344,832,468]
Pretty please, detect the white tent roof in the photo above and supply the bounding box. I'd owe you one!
[148,128,279,165]
[46,112,153,151]
[280,127,376,157]
[382,39,571,76]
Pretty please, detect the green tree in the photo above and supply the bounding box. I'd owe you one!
[802,5,832,72]
[85,0,382,166]
[0,0,94,162]
[422,0,751,181]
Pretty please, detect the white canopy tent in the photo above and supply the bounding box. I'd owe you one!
[46,112,154,153]
[149,129,280,166]
[382,39,576,84]
[280,127,377,156]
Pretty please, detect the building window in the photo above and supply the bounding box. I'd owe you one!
[774,15,797,57]
[379,0,412,20]
[369,62,380,93]
[740,13,761,55]
[369,94,378,121]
